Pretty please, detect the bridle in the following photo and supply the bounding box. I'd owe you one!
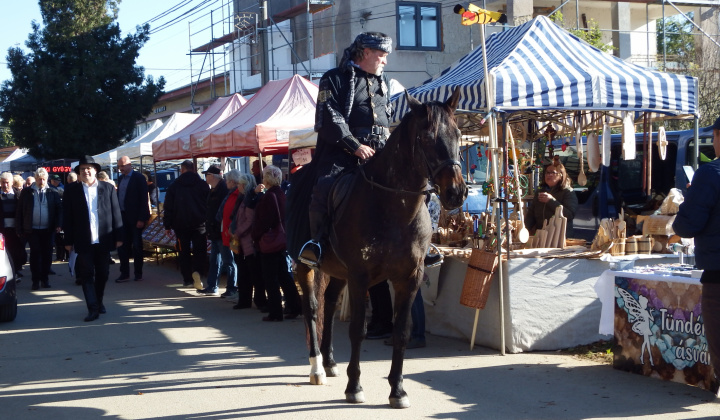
[360,133,461,196]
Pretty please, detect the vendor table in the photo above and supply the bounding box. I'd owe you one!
[595,270,714,391]
[424,254,675,353]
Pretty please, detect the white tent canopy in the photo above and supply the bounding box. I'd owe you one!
[0,148,38,172]
[93,113,199,166]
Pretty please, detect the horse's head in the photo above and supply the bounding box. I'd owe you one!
[406,88,468,210]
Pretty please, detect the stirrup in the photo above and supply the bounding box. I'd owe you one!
[299,240,322,267]
[424,243,444,268]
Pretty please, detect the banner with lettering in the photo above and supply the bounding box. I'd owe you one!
[613,276,715,391]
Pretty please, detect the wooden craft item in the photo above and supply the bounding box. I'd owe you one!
[587,132,600,172]
[507,129,529,243]
[622,112,636,160]
[550,205,564,248]
[559,211,567,249]
[576,121,587,186]
[658,126,668,160]
[544,217,555,248]
[537,229,548,249]
[601,121,611,167]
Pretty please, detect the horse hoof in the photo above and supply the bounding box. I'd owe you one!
[324,366,339,377]
[310,372,327,385]
[389,396,411,409]
[345,391,366,404]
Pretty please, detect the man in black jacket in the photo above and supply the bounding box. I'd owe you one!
[115,155,150,282]
[197,165,233,295]
[16,168,62,290]
[164,160,210,287]
[0,172,24,279]
[63,156,123,322]
[295,32,395,339]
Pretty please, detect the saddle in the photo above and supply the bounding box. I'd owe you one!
[327,168,359,226]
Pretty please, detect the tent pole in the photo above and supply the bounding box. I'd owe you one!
[476,22,505,355]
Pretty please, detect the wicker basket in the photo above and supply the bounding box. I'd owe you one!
[460,249,499,309]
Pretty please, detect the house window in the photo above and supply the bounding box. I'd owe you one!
[397,2,441,51]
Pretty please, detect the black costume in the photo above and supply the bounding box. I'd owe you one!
[312,65,392,180]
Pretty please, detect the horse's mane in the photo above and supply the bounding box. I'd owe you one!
[382,98,458,155]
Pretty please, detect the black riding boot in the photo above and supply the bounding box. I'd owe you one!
[298,210,328,267]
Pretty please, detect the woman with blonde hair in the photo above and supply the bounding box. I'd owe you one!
[524,161,578,237]
[251,165,300,321]
[230,172,267,310]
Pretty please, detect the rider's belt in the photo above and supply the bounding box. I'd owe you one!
[351,125,389,140]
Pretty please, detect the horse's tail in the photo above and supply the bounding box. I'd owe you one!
[286,160,317,261]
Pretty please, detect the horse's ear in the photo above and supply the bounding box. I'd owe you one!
[405,90,423,113]
[446,87,461,111]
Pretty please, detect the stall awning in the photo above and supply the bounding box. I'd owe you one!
[392,15,698,124]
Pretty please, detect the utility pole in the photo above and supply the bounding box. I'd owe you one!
[260,0,269,85]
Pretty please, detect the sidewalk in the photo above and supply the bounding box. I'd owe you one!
[0,256,718,419]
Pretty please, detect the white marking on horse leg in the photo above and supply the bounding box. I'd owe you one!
[309,356,326,385]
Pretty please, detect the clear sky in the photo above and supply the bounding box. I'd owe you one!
[0,0,227,93]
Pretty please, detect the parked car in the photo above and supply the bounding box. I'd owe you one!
[0,233,17,322]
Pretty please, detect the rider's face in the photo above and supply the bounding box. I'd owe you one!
[357,48,388,76]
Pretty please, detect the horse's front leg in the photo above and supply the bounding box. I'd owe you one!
[387,271,422,409]
[344,280,368,403]
[296,264,325,385]
[320,276,346,377]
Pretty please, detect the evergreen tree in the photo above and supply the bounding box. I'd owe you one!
[0,0,164,160]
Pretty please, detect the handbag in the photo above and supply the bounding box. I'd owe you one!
[229,236,241,255]
[258,192,286,254]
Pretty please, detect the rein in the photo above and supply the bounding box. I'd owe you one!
[359,134,461,196]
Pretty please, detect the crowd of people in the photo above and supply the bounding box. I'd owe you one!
[4,32,430,346]
[2,154,304,323]
[162,159,301,322]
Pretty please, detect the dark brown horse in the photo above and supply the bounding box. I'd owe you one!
[291,88,467,408]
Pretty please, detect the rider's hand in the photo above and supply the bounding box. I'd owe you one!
[354,145,375,160]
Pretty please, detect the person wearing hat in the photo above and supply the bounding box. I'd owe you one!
[673,115,720,396]
[289,32,396,339]
[15,167,62,290]
[198,164,235,296]
[47,174,68,262]
[48,174,64,196]
[63,155,123,322]
[115,155,150,283]
[163,160,210,288]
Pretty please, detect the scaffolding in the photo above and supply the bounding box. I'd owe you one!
[187,0,333,110]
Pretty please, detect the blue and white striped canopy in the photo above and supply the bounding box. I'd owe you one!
[392,16,698,122]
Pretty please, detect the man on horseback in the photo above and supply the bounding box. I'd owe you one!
[297,31,444,269]
[298,32,394,267]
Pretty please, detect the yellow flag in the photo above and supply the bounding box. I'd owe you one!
[454,3,507,25]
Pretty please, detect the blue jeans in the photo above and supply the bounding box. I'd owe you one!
[205,239,237,292]
[411,288,426,341]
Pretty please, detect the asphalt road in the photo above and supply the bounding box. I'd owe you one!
[1,257,718,419]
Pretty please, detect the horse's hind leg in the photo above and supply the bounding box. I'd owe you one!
[296,264,325,385]
[386,273,422,409]
[320,276,346,377]
[344,280,368,404]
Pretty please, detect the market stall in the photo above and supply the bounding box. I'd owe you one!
[151,93,247,162]
[390,15,699,353]
[195,74,318,158]
[93,112,200,167]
